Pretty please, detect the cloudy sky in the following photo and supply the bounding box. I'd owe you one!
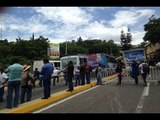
[0,7,160,45]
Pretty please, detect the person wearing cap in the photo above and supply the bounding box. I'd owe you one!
[20,65,35,104]
[5,57,23,109]
[40,58,53,99]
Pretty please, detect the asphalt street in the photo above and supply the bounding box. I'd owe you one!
[33,76,160,113]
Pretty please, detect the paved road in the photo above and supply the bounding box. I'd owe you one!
[33,76,160,113]
[0,80,68,110]
[0,78,98,110]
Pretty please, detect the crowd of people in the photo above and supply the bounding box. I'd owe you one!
[0,57,101,109]
[115,60,151,87]
[1,56,158,109]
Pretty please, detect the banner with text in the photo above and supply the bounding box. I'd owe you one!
[123,48,146,63]
[48,43,60,60]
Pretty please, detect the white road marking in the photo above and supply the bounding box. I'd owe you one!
[33,85,100,113]
[33,79,116,113]
[33,78,117,113]
[135,83,150,113]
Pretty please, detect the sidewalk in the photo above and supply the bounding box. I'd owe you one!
[0,74,117,113]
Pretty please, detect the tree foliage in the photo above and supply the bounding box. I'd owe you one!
[0,36,49,69]
[143,15,160,44]
[0,35,121,69]
[60,38,121,58]
[120,29,132,50]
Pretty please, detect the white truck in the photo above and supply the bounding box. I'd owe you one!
[33,60,61,72]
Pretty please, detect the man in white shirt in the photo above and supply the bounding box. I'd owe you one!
[139,61,150,86]
[0,68,8,103]
[52,67,60,86]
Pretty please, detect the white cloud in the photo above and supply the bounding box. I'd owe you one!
[109,9,155,28]
[0,7,158,46]
[34,7,92,25]
[84,7,107,12]
[132,31,145,45]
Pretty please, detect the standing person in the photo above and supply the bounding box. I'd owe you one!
[65,61,74,91]
[52,67,60,86]
[75,66,80,86]
[5,57,23,109]
[33,68,41,86]
[131,61,139,85]
[80,62,86,85]
[20,65,35,103]
[0,69,8,103]
[40,58,53,99]
[96,64,103,85]
[115,60,125,85]
[115,63,123,85]
[85,63,92,84]
[139,61,150,86]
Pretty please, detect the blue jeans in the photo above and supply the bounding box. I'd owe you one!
[86,72,90,84]
[64,75,68,85]
[75,75,80,85]
[7,81,21,108]
[20,87,32,104]
[80,73,85,85]
[39,77,43,87]
[43,78,51,98]
[0,86,4,102]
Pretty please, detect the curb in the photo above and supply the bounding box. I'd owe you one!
[0,74,117,113]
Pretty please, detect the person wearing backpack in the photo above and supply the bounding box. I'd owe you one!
[139,61,150,87]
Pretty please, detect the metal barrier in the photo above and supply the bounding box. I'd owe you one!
[90,66,160,85]
[147,67,160,84]
[90,68,116,82]
[121,66,160,85]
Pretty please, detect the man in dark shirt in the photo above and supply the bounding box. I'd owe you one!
[65,61,74,91]
[40,58,53,99]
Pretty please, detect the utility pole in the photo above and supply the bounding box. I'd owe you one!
[65,40,68,55]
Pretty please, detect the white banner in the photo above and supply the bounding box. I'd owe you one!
[48,43,60,60]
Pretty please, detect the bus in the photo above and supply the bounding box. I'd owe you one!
[60,54,87,71]
[60,53,116,71]
[87,53,116,69]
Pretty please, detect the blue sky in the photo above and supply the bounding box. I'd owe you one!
[0,7,160,45]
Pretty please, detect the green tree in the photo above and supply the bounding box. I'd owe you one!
[120,28,132,50]
[143,15,160,44]
[0,35,49,69]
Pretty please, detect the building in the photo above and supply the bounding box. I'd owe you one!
[145,42,160,65]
